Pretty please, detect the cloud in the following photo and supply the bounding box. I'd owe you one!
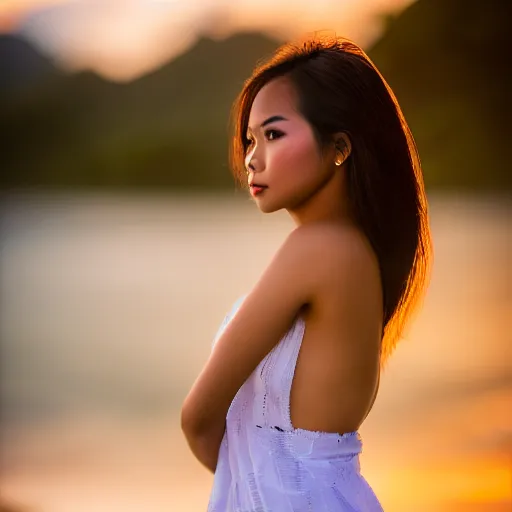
[0,0,71,31]
[3,0,416,80]
[15,0,213,80]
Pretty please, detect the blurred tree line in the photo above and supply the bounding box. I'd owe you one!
[0,0,509,191]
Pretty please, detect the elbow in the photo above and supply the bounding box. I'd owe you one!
[180,402,221,474]
[181,405,204,459]
[180,400,199,438]
[180,398,208,439]
[181,395,226,445]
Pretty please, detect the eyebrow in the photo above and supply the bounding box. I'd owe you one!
[247,115,289,134]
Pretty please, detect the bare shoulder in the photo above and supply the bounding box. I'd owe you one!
[294,223,383,341]
[290,222,381,292]
[290,221,374,254]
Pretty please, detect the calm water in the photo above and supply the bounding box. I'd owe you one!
[0,191,510,512]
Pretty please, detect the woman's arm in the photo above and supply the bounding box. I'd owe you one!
[181,417,226,473]
[181,297,244,472]
[180,225,346,467]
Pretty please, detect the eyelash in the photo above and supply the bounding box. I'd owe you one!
[245,129,283,147]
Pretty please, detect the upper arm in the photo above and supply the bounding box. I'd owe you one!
[181,226,326,431]
[211,294,248,352]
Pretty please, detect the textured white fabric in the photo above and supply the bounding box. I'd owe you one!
[207,294,384,511]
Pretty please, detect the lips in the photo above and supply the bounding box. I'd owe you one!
[250,184,267,196]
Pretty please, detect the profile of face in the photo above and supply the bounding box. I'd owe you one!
[245,76,349,214]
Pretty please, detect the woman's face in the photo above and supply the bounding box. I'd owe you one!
[245,76,336,214]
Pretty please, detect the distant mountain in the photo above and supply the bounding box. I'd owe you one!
[0,33,62,95]
[0,32,282,189]
[0,1,510,191]
[367,0,511,190]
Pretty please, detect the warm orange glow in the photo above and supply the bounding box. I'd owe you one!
[0,0,416,81]
[0,0,69,31]
[376,461,512,508]
[2,413,510,511]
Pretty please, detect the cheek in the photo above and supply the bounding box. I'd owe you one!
[272,132,320,174]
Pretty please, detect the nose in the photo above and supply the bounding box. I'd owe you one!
[244,142,264,175]
[246,158,255,172]
[245,153,259,175]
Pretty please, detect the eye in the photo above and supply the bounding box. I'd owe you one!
[265,129,283,141]
[244,129,283,150]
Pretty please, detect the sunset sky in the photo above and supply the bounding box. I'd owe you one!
[0,0,415,81]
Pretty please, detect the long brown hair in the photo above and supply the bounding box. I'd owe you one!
[229,33,433,368]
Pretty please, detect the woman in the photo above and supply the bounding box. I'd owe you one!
[181,33,433,511]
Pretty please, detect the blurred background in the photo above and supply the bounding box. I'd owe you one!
[0,0,510,511]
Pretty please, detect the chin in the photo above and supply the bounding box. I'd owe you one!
[255,200,281,214]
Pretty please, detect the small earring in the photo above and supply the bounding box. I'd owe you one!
[335,140,346,166]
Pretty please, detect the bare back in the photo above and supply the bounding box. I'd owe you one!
[289,225,383,435]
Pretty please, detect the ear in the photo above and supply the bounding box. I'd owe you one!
[333,132,352,160]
